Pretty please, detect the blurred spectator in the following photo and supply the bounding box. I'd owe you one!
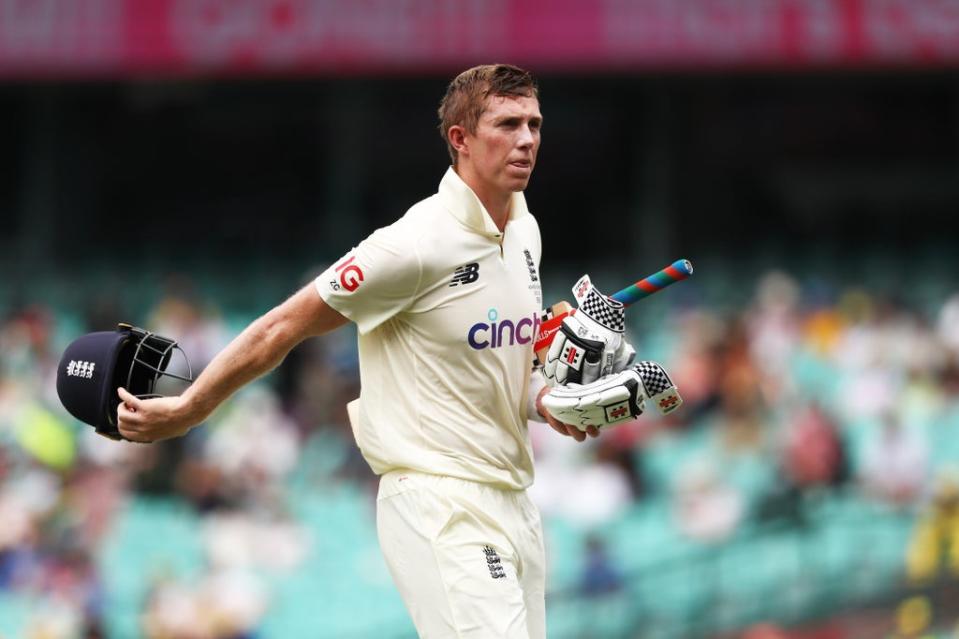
[148,276,229,375]
[802,304,846,359]
[669,310,725,423]
[859,413,929,508]
[936,293,959,357]
[0,306,56,382]
[781,404,847,490]
[578,535,624,597]
[758,404,847,526]
[906,469,959,583]
[748,271,802,404]
[142,569,267,639]
[672,458,744,543]
[528,444,633,526]
[716,319,766,453]
[741,623,789,639]
[202,509,308,573]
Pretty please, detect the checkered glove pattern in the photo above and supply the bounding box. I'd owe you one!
[634,361,683,415]
[635,361,673,396]
[580,287,626,333]
[543,274,635,388]
[541,361,683,430]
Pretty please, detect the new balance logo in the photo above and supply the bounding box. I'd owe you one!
[449,263,480,287]
[66,360,95,379]
[483,545,506,579]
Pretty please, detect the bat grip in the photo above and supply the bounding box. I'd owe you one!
[612,259,693,306]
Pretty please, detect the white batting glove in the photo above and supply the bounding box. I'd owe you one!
[543,275,635,387]
[541,361,682,431]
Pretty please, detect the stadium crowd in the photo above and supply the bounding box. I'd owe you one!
[1,268,959,637]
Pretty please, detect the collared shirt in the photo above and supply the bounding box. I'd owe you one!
[315,168,544,489]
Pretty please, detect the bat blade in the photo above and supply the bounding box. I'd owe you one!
[532,301,572,363]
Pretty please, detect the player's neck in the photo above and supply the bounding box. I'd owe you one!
[478,193,510,233]
[455,167,511,232]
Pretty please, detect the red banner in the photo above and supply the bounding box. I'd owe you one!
[2,0,959,77]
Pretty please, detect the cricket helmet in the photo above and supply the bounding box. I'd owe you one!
[56,323,193,440]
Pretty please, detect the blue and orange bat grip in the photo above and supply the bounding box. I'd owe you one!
[611,259,693,306]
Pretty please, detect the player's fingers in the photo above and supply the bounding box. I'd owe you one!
[564,423,586,442]
[585,425,601,438]
[544,412,571,437]
[544,413,582,441]
[117,387,141,411]
[546,419,570,437]
[117,402,141,424]
[119,425,150,443]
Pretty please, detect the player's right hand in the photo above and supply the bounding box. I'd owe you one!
[543,274,635,387]
[117,387,197,443]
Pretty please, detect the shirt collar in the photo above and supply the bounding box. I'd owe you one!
[437,167,529,239]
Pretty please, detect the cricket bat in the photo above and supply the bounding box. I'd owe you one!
[533,259,694,366]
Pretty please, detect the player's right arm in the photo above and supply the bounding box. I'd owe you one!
[116,284,348,443]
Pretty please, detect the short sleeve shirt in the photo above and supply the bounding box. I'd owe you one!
[315,168,544,490]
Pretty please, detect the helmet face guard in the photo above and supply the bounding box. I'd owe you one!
[56,323,193,440]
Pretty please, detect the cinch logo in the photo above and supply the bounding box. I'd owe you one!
[449,262,480,287]
[468,308,540,350]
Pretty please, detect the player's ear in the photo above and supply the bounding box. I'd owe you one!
[448,125,469,159]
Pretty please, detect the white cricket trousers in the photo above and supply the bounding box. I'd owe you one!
[376,470,547,639]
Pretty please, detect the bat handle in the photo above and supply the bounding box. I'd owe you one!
[611,259,693,306]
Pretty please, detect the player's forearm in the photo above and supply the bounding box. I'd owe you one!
[179,311,298,424]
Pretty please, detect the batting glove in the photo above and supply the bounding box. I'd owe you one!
[542,361,682,431]
[544,275,636,387]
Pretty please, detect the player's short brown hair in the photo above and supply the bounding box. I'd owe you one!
[438,64,539,166]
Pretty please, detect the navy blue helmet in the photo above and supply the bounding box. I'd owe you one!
[56,324,192,441]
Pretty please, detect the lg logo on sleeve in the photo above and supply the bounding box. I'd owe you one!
[329,255,365,292]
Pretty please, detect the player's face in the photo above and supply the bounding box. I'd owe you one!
[465,94,542,195]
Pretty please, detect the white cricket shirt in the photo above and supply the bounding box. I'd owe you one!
[315,168,544,490]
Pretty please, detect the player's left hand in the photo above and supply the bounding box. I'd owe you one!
[543,275,635,387]
[536,385,600,441]
[542,361,682,431]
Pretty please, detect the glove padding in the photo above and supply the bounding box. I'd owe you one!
[543,275,635,387]
[542,361,682,430]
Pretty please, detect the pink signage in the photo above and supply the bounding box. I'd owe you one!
[1,0,958,77]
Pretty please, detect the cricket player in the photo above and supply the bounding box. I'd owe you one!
[116,64,643,638]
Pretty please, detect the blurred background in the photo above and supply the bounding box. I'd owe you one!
[3,1,959,637]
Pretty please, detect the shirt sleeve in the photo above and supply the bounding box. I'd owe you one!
[315,223,422,335]
[526,369,548,423]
